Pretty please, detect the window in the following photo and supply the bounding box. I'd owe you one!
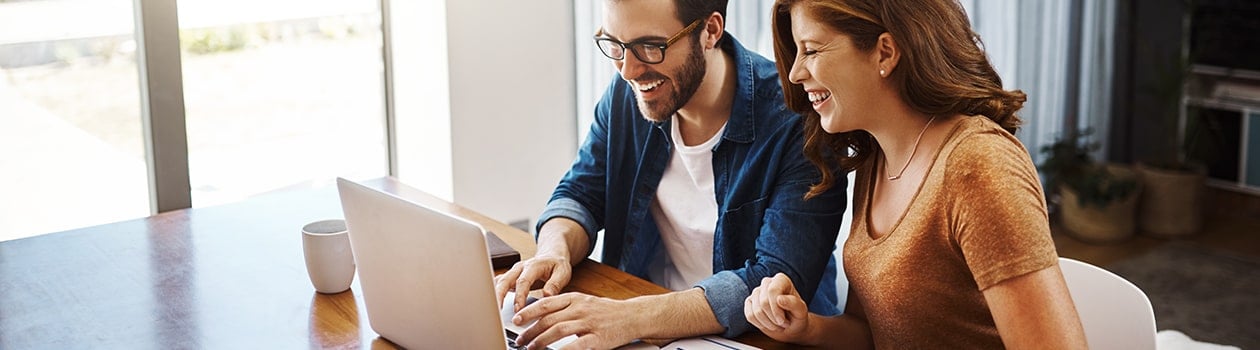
[2,0,573,241]
[177,0,387,206]
[0,0,149,241]
[0,0,391,241]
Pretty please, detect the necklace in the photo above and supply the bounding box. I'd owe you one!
[886,115,937,181]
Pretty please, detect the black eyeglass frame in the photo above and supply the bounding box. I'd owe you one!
[592,18,704,64]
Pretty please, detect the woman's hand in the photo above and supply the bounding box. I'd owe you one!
[744,273,813,343]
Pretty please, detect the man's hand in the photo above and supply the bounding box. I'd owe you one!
[494,255,573,312]
[495,217,589,313]
[511,292,640,350]
[744,273,812,343]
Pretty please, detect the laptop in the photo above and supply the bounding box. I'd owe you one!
[337,178,564,349]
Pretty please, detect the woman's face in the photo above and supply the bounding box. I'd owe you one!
[787,5,883,134]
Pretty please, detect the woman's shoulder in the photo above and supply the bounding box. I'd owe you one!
[939,116,1036,177]
[944,115,1019,144]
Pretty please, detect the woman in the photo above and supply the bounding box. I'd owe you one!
[743,0,1088,348]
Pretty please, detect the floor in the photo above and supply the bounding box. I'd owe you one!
[1051,187,1260,348]
[1052,187,1260,266]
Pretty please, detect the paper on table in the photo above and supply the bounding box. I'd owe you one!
[617,336,761,350]
[654,336,762,350]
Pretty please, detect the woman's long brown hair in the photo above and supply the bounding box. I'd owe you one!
[772,0,1027,198]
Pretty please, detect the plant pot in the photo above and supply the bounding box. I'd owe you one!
[1059,165,1141,243]
[1136,163,1206,237]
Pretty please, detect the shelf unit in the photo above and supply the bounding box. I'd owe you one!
[1185,64,1260,195]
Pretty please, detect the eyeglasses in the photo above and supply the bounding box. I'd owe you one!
[593,18,703,64]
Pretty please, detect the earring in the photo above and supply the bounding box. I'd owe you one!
[879,69,886,77]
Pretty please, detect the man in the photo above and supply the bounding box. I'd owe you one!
[494,0,847,348]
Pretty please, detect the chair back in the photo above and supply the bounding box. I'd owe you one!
[1058,257,1157,349]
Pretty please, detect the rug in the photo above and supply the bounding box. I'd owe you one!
[1105,242,1260,349]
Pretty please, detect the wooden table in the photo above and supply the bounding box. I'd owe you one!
[0,177,787,349]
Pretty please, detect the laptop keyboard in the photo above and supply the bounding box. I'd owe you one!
[505,329,554,350]
[506,329,522,349]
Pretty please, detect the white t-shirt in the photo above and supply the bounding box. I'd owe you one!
[647,115,726,291]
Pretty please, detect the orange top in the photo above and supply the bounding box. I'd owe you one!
[843,117,1058,349]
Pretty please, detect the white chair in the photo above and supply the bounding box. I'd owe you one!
[1058,257,1157,349]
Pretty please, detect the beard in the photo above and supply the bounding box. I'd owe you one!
[635,40,707,123]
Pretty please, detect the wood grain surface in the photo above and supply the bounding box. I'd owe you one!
[0,177,790,349]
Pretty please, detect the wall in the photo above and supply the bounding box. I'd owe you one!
[392,0,454,201]
[445,0,578,228]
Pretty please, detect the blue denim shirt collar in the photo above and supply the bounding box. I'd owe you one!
[722,34,757,146]
[650,33,757,149]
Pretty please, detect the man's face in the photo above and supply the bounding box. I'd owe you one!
[601,0,707,122]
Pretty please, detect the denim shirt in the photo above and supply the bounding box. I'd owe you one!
[538,34,847,337]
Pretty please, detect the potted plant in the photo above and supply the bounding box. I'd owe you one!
[1040,129,1142,243]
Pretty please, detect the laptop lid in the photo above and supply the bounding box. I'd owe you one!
[336,178,505,349]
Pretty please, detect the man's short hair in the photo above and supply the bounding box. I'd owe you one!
[610,0,727,29]
[675,0,728,26]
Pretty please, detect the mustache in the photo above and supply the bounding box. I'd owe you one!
[629,71,668,84]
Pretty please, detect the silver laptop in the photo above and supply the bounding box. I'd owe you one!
[337,178,527,349]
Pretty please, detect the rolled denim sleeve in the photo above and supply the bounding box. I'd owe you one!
[537,197,601,256]
[695,271,751,335]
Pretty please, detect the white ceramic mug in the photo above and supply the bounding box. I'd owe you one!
[302,219,355,294]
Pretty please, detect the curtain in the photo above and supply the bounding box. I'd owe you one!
[574,1,612,146]
[1078,0,1117,160]
[965,0,1116,166]
[726,0,777,57]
